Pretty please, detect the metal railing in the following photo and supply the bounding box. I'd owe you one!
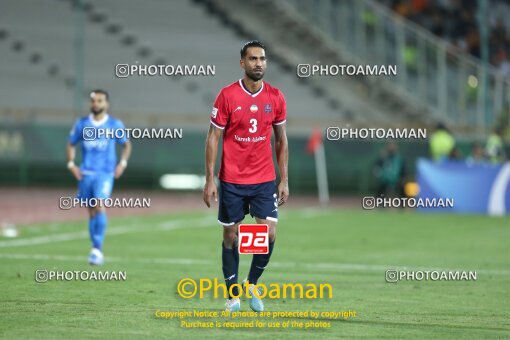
[286,0,510,138]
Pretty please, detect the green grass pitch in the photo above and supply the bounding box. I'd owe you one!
[0,209,509,338]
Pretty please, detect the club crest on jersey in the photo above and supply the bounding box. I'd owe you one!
[250,104,258,113]
[264,104,272,113]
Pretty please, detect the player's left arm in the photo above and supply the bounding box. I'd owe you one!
[114,120,132,179]
[114,140,131,179]
[274,123,289,206]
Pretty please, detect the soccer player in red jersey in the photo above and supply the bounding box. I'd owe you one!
[203,41,289,312]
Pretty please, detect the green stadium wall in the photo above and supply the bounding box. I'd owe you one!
[0,123,478,194]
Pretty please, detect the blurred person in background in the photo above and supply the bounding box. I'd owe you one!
[485,126,506,164]
[429,123,455,162]
[466,142,486,165]
[448,146,463,161]
[373,141,406,198]
[67,90,132,265]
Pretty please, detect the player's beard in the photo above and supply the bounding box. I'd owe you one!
[91,107,105,115]
[246,68,264,81]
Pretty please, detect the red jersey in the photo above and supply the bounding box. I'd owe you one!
[210,79,287,184]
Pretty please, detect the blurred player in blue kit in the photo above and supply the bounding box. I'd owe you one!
[66,90,132,265]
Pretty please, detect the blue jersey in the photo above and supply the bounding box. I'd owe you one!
[68,114,128,174]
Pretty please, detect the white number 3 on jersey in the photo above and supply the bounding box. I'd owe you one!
[248,118,257,133]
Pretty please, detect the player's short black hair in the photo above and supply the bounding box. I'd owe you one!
[90,89,109,101]
[240,40,265,58]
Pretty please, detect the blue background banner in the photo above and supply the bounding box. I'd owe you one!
[416,158,510,215]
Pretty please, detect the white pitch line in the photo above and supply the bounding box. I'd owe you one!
[0,253,508,276]
[0,253,215,266]
[1,210,507,276]
[0,216,213,248]
[0,231,90,248]
[0,209,331,249]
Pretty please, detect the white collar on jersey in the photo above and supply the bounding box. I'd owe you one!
[238,79,264,98]
[88,113,109,126]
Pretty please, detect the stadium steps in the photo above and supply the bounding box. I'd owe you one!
[0,4,76,119]
[202,0,436,127]
[91,0,346,129]
[0,0,218,125]
[1,0,349,131]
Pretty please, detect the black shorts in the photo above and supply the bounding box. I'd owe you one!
[218,180,278,226]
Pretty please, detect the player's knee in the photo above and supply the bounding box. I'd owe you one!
[267,222,276,242]
[223,229,237,248]
[88,208,96,218]
[268,229,276,242]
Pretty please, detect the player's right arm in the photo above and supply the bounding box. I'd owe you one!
[203,124,223,207]
[67,119,82,180]
[203,90,229,207]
